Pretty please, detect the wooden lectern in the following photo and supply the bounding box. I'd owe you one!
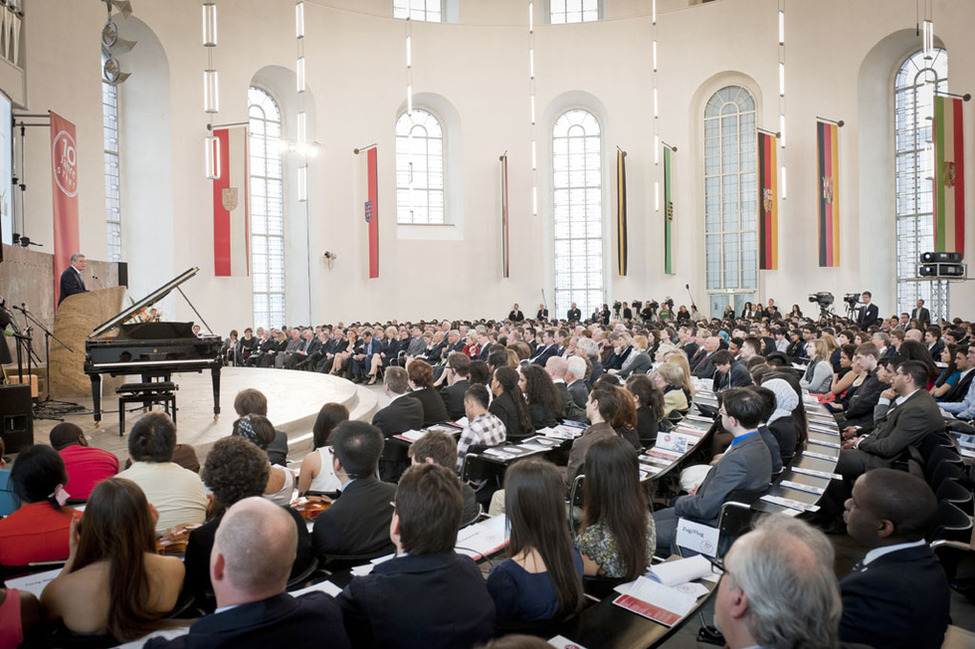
[49,287,125,399]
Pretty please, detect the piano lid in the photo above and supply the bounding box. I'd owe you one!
[88,267,200,339]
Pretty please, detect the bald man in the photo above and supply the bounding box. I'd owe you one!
[840,469,949,649]
[147,497,349,649]
[714,514,841,649]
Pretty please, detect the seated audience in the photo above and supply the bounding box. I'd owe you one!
[234,388,288,466]
[565,356,590,409]
[147,497,350,649]
[337,464,495,648]
[938,345,974,405]
[652,388,773,551]
[406,359,448,427]
[184,436,313,610]
[409,430,480,526]
[748,387,783,474]
[577,437,655,579]
[439,352,471,420]
[652,360,691,415]
[40,478,184,641]
[372,366,425,437]
[232,414,295,506]
[545,356,588,423]
[312,421,396,559]
[566,385,633,483]
[715,515,841,649]
[0,444,81,565]
[117,413,208,534]
[832,343,885,428]
[49,422,119,500]
[840,469,949,649]
[712,350,752,391]
[297,402,349,496]
[624,374,665,446]
[759,377,801,466]
[456,383,507,473]
[0,437,20,517]
[520,364,563,430]
[799,339,833,393]
[487,458,584,624]
[489,366,533,442]
[940,345,975,420]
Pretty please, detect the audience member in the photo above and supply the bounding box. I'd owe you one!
[297,402,349,495]
[456,383,507,473]
[545,356,588,423]
[409,429,479,525]
[406,359,448,426]
[520,364,563,430]
[759,377,801,466]
[940,345,975,420]
[439,352,471,420]
[566,385,631,484]
[0,437,20,516]
[337,464,494,648]
[565,355,590,409]
[651,362,690,416]
[624,374,665,446]
[232,414,296,506]
[0,583,41,648]
[233,388,288,466]
[800,339,833,393]
[489,366,533,442]
[372,366,425,438]
[49,422,119,500]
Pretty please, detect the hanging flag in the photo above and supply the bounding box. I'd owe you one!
[50,111,80,304]
[212,127,250,277]
[359,146,380,279]
[757,131,778,270]
[616,150,628,276]
[663,146,675,275]
[816,120,840,267]
[933,95,965,253]
[500,154,510,278]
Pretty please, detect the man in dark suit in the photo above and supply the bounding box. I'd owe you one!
[148,497,350,649]
[712,350,752,390]
[507,303,525,322]
[438,352,471,420]
[312,421,397,559]
[911,299,931,329]
[832,344,887,429]
[565,356,589,409]
[337,464,494,648]
[925,325,945,360]
[840,469,949,649]
[373,366,425,481]
[857,291,879,330]
[529,329,561,366]
[940,345,973,405]
[567,301,582,322]
[57,253,88,306]
[545,356,587,423]
[691,335,721,379]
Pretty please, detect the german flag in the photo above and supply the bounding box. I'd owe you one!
[663,146,674,275]
[757,131,778,270]
[933,95,965,253]
[617,150,628,276]
[817,120,839,267]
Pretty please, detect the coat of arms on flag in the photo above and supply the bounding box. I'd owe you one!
[222,187,238,211]
[943,161,956,188]
[822,176,834,205]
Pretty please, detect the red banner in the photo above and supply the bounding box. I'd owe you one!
[50,111,80,303]
[212,127,250,277]
[365,147,379,278]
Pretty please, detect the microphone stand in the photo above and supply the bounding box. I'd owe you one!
[15,303,82,420]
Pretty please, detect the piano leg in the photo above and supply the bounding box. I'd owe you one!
[211,367,221,419]
[90,374,102,426]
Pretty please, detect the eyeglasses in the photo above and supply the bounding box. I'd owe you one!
[706,555,726,575]
[718,409,728,417]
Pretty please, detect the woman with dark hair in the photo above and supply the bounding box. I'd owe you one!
[490,366,533,442]
[897,339,940,390]
[406,359,448,426]
[790,304,803,318]
[0,445,81,565]
[232,414,295,506]
[932,344,961,400]
[624,374,666,446]
[40,478,184,641]
[297,402,350,495]
[577,436,655,580]
[184,436,313,611]
[519,365,562,430]
[487,459,583,624]
[829,343,860,397]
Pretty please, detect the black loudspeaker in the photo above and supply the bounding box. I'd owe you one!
[117,261,128,287]
[0,385,33,454]
[921,251,963,263]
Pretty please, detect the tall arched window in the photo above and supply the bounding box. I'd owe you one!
[393,0,441,22]
[894,49,947,314]
[102,58,121,262]
[396,109,445,224]
[550,0,599,23]
[248,86,286,329]
[704,86,757,317]
[553,108,602,318]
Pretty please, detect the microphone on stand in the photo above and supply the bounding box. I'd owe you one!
[90,274,104,289]
[685,284,697,310]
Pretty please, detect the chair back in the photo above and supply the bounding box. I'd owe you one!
[936,478,974,516]
[931,500,974,544]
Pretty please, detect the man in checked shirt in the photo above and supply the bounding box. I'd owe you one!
[456,384,507,473]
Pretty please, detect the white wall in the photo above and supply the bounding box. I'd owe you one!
[11,0,975,334]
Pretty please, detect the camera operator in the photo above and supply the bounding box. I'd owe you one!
[641,300,658,322]
[857,291,879,330]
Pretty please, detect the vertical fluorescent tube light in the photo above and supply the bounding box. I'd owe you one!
[778,10,784,44]
[779,114,786,148]
[296,56,305,93]
[204,69,219,113]
[652,40,657,71]
[923,20,933,57]
[653,88,659,118]
[531,140,537,170]
[295,0,304,38]
[406,36,412,68]
[528,1,534,31]
[778,62,785,96]
[780,166,787,199]
[202,2,217,46]
[298,165,307,202]
[651,0,657,24]
[532,186,538,216]
[297,111,307,146]
[205,135,220,179]
[530,95,535,124]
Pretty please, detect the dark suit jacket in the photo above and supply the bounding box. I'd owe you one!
[839,544,950,649]
[372,395,425,437]
[943,369,975,403]
[912,306,932,328]
[57,266,86,305]
[555,382,587,423]
[567,308,582,321]
[337,552,495,649]
[489,390,531,441]
[567,379,589,409]
[312,477,397,558]
[858,303,880,329]
[439,379,469,421]
[144,592,350,649]
[618,351,652,378]
[566,422,619,486]
[266,430,289,466]
[692,353,716,380]
[530,343,560,366]
[407,386,448,427]
[843,371,885,425]
[508,310,525,322]
[855,389,944,464]
[928,339,945,360]
[713,362,752,390]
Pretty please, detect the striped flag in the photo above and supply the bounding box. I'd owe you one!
[933,95,965,253]
[356,146,380,279]
[816,120,840,267]
[616,150,628,276]
[663,146,675,275]
[757,131,778,270]
[500,154,510,278]
[212,127,250,277]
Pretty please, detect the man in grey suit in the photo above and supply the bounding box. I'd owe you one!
[652,388,773,551]
[565,356,589,409]
[545,356,587,423]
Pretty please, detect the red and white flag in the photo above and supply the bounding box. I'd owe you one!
[50,111,80,303]
[357,146,379,279]
[212,127,250,277]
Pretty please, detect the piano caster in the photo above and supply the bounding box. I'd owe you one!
[214,414,219,421]
[94,421,100,428]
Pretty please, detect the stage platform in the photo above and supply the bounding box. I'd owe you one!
[28,367,380,465]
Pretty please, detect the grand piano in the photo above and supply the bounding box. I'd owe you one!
[84,268,223,425]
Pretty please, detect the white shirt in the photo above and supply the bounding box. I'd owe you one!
[862,539,927,567]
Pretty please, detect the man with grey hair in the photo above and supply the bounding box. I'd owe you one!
[545,356,587,423]
[575,336,603,383]
[372,366,424,481]
[58,252,88,306]
[146,497,349,648]
[714,514,841,649]
[565,355,589,409]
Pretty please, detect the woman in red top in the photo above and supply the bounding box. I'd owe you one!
[0,445,81,566]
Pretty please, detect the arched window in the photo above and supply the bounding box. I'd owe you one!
[550,0,599,24]
[553,108,602,318]
[102,57,121,262]
[894,49,947,314]
[393,0,441,22]
[248,86,286,329]
[704,86,757,317]
[396,109,445,224]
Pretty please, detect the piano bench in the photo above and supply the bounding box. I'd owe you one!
[117,383,178,436]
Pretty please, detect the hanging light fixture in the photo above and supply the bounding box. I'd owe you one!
[203,0,219,178]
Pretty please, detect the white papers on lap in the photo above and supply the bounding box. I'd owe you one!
[613,576,697,626]
[396,430,427,442]
[350,553,395,577]
[455,514,508,561]
[648,554,713,587]
[5,568,61,599]
[291,579,343,598]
